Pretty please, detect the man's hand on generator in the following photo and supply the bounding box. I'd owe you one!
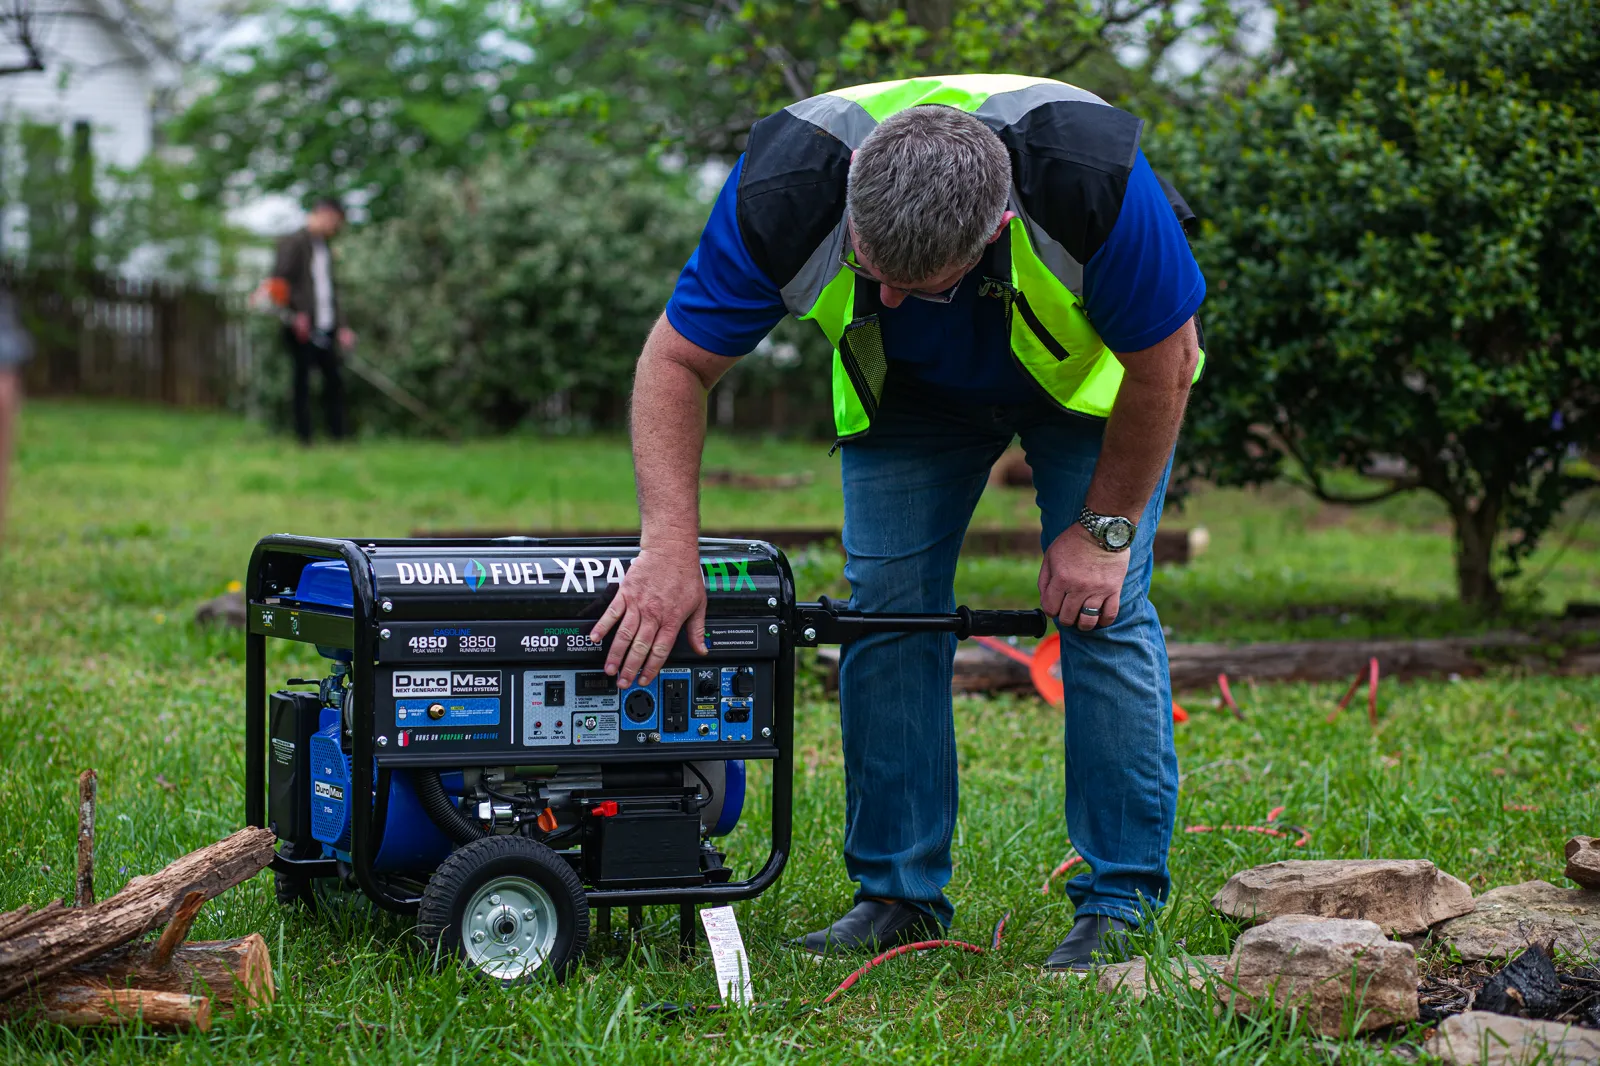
[590,546,710,686]
[1039,524,1131,631]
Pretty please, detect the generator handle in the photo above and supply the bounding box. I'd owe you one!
[792,597,1047,646]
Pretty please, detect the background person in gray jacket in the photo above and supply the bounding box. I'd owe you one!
[269,197,357,444]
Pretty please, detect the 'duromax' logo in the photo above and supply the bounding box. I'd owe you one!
[463,559,488,591]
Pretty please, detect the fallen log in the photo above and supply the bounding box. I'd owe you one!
[412,526,1208,565]
[0,902,68,943]
[3,986,212,1031]
[12,935,276,1016]
[0,826,276,1002]
[814,625,1600,695]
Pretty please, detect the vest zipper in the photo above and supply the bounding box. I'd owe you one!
[1011,290,1072,362]
[996,280,1100,421]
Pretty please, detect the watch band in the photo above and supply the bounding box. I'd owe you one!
[1078,508,1137,553]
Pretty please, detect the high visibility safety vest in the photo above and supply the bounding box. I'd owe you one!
[734,74,1206,441]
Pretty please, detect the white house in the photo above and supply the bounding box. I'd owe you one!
[0,0,174,169]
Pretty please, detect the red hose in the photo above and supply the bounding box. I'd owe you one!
[818,910,1012,1005]
[820,939,988,1004]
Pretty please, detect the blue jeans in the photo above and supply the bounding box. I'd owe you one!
[837,381,1179,928]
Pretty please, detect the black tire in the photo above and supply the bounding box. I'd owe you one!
[416,836,588,984]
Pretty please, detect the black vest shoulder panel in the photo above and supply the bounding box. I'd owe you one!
[736,94,1156,288]
[737,108,851,289]
[992,100,1144,265]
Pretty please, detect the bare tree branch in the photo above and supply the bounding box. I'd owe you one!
[0,0,46,77]
[711,0,811,100]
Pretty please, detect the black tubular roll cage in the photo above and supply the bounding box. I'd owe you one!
[244,534,799,916]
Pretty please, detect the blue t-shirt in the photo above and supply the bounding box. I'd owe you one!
[666,149,1204,404]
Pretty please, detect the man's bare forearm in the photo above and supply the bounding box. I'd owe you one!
[1084,318,1200,522]
[630,316,731,553]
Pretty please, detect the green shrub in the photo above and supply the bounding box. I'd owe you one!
[1162,0,1600,607]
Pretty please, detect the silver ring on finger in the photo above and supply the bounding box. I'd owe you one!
[1078,606,1102,617]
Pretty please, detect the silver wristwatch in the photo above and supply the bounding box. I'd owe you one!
[1078,508,1136,553]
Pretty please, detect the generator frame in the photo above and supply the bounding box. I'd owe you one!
[244,533,1046,958]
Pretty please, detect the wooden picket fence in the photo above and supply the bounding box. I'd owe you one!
[9,268,255,407]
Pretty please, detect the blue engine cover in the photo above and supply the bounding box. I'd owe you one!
[293,559,355,661]
[309,713,454,872]
[309,723,351,849]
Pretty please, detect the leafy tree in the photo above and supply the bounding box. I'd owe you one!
[521,0,1259,158]
[173,0,540,217]
[1163,0,1600,608]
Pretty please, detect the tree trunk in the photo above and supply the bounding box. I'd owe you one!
[1453,502,1502,610]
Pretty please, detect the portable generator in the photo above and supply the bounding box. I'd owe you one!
[244,535,1045,983]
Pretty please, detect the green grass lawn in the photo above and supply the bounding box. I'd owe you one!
[2,401,1598,1064]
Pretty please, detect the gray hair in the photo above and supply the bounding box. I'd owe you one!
[846,105,1012,285]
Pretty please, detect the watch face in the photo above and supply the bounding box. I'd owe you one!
[1104,518,1135,550]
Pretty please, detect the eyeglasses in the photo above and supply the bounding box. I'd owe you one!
[839,242,964,304]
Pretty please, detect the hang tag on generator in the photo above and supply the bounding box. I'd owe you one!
[699,905,754,1005]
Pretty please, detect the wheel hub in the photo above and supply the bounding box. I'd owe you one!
[462,876,558,980]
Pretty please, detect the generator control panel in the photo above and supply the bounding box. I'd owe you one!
[373,651,775,764]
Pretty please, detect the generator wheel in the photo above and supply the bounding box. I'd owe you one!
[416,836,588,984]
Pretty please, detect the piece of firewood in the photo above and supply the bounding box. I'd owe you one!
[149,891,205,969]
[0,826,276,1002]
[31,935,275,1014]
[0,902,67,942]
[76,769,97,908]
[3,986,211,1031]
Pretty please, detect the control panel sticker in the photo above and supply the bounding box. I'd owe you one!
[517,626,604,656]
[395,697,500,728]
[392,671,451,697]
[523,672,573,747]
[395,729,500,747]
[392,669,501,698]
[705,625,760,651]
[573,712,620,745]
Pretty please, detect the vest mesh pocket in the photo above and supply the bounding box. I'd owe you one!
[840,316,887,418]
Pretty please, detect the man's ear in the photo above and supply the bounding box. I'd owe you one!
[988,210,1018,243]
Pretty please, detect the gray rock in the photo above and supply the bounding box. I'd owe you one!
[1218,915,1418,1037]
[1095,955,1230,1001]
[1567,838,1600,891]
[1211,859,1475,935]
[1436,881,1600,961]
[1427,1011,1600,1066]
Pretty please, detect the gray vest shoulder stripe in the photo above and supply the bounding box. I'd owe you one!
[1008,191,1085,297]
[780,220,847,317]
[975,82,1110,128]
[785,95,879,148]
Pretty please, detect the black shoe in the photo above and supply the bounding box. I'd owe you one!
[792,900,943,958]
[1042,914,1133,974]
